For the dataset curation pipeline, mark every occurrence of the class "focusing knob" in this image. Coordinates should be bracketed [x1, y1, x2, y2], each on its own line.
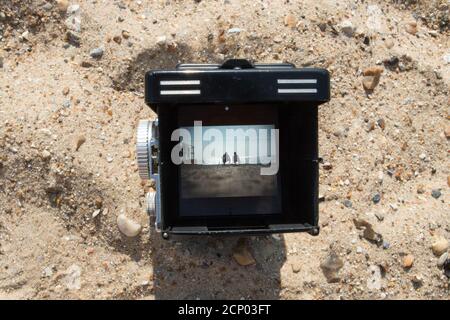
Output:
[136, 120, 152, 180]
[146, 191, 156, 216]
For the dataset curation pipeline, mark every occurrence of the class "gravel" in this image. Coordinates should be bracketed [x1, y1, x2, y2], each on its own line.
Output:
[89, 47, 104, 59]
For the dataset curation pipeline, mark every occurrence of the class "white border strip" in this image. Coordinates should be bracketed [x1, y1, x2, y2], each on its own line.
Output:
[277, 79, 317, 84]
[278, 88, 317, 94]
[160, 80, 200, 86]
[160, 90, 201, 95]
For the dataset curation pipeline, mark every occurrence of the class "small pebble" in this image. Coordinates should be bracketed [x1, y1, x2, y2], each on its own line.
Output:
[113, 35, 122, 44]
[445, 126, 450, 139]
[291, 263, 301, 273]
[65, 30, 81, 46]
[81, 61, 93, 68]
[416, 184, 425, 194]
[362, 76, 380, 91]
[272, 234, 281, 241]
[75, 135, 86, 151]
[322, 162, 333, 170]
[62, 87, 70, 95]
[443, 53, 450, 65]
[411, 274, 423, 287]
[42, 3, 53, 11]
[41, 150, 51, 161]
[377, 171, 384, 183]
[63, 264, 82, 290]
[363, 66, 384, 76]
[405, 21, 417, 35]
[384, 39, 394, 49]
[56, 0, 69, 13]
[372, 193, 381, 204]
[445, 260, 450, 278]
[92, 209, 101, 219]
[65, 5, 81, 32]
[94, 196, 103, 209]
[121, 30, 130, 39]
[389, 203, 398, 211]
[367, 265, 382, 290]
[227, 28, 241, 34]
[403, 254, 414, 269]
[232, 239, 256, 266]
[437, 252, 448, 268]
[432, 237, 448, 256]
[339, 20, 355, 37]
[156, 35, 167, 46]
[273, 36, 283, 43]
[343, 199, 352, 208]
[42, 266, 54, 278]
[19, 30, 29, 42]
[320, 250, 344, 283]
[431, 189, 441, 199]
[362, 67, 384, 91]
[117, 214, 142, 237]
[90, 47, 104, 59]
[284, 14, 297, 28]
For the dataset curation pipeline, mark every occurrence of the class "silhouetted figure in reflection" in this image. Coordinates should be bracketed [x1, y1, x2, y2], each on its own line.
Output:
[222, 152, 230, 165]
[233, 152, 239, 165]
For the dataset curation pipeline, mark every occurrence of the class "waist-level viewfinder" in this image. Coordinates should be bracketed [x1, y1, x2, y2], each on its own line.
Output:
[136, 59, 330, 239]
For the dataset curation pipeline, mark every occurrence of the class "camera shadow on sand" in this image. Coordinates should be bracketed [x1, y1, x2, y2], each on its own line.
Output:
[149, 232, 287, 300]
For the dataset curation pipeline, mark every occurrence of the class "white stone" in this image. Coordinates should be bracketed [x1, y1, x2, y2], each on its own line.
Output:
[377, 171, 384, 183]
[66, 4, 80, 16]
[227, 28, 242, 34]
[117, 214, 142, 237]
[92, 209, 101, 218]
[443, 53, 450, 64]
[367, 265, 382, 290]
[41, 150, 51, 160]
[339, 20, 355, 37]
[65, 5, 81, 33]
[432, 238, 449, 256]
[21, 30, 29, 41]
[156, 35, 167, 46]
[42, 266, 54, 278]
[63, 264, 81, 290]
[366, 5, 386, 34]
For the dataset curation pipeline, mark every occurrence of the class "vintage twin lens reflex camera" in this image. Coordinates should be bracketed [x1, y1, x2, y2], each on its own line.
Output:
[136, 59, 330, 239]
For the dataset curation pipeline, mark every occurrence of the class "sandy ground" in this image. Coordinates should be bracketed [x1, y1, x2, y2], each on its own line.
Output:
[0, 0, 449, 299]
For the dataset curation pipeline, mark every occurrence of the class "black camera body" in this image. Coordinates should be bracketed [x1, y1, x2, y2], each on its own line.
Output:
[137, 59, 330, 238]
